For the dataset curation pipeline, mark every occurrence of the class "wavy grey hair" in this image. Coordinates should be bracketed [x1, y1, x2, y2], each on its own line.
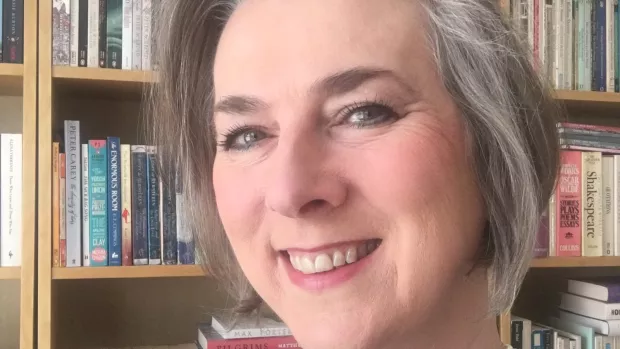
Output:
[146, 0, 561, 317]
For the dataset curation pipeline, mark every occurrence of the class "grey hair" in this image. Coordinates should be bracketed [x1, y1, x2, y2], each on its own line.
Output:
[146, 0, 560, 317]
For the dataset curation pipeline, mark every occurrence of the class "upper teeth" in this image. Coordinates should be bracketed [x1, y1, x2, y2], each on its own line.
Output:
[288, 240, 380, 274]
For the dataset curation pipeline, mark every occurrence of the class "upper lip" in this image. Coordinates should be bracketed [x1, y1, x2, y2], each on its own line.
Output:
[279, 238, 381, 253]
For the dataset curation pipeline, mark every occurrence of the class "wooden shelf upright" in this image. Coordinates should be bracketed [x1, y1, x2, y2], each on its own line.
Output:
[0, 0, 37, 347]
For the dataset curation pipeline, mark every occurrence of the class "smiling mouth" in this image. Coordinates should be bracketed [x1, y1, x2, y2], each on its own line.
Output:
[283, 239, 382, 275]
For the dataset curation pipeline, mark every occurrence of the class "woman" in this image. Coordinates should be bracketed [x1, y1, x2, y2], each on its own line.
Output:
[147, 0, 560, 348]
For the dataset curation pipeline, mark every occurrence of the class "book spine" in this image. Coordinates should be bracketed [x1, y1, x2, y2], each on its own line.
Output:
[565, 0, 574, 90]
[549, 191, 557, 256]
[98, 0, 107, 68]
[106, 0, 121, 68]
[131, 0, 141, 70]
[52, 0, 67, 65]
[141, 0, 151, 70]
[52, 142, 60, 267]
[87, 0, 99, 67]
[582, 151, 604, 256]
[3, 0, 23, 63]
[0, 0, 3, 61]
[131, 145, 148, 265]
[176, 170, 194, 264]
[82, 143, 90, 266]
[556, 150, 583, 256]
[70, 0, 79, 66]
[59, 153, 66, 266]
[89, 140, 108, 266]
[78, 0, 88, 66]
[613, 0, 620, 92]
[151, 0, 158, 70]
[107, 137, 122, 265]
[608, 0, 616, 91]
[603, 155, 615, 256]
[535, 209, 550, 257]
[586, 0, 594, 90]
[595, 0, 607, 90]
[0, 134, 22, 267]
[121, 144, 132, 265]
[122, 0, 132, 69]
[615, 155, 620, 256]
[202, 335, 300, 348]
[162, 170, 177, 264]
[64, 120, 81, 267]
[146, 146, 160, 264]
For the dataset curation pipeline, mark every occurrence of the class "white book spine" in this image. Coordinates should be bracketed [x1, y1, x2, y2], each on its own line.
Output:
[87, 0, 99, 67]
[121, 144, 131, 265]
[141, 0, 151, 70]
[615, 155, 620, 256]
[529, 0, 535, 52]
[560, 292, 620, 320]
[82, 144, 90, 266]
[565, 0, 573, 89]
[65, 121, 81, 267]
[607, 0, 615, 91]
[549, 190, 557, 256]
[603, 155, 615, 256]
[539, 0, 547, 69]
[122, 0, 133, 69]
[0, 134, 22, 267]
[582, 152, 604, 256]
[132, 0, 142, 70]
[70, 0, 79, 66]
[585, 0, 593, 90]
[554, 0, 564, 88]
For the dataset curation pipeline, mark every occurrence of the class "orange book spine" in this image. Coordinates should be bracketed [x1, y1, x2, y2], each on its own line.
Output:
[59, 152, 67, 267]
[555, 150, 583, 256]
[52, 142, 60, 267]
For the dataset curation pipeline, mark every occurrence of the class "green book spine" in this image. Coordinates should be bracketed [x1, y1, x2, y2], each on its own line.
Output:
[106, 0, 122, 68]
[89, 140, 108, 266]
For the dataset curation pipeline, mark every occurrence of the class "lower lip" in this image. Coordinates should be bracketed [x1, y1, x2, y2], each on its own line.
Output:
[282, 248, 377, 292]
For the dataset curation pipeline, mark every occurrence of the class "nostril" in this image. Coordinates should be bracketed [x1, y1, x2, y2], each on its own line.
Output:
[299, 199, 329, 215]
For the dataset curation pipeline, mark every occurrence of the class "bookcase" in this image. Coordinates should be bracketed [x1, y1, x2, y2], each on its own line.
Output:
[35, 1, 231, 348]
[0, 0, 38, 347]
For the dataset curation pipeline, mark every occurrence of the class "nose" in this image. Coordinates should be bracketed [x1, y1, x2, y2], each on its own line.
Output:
[265, 135, 347, 219]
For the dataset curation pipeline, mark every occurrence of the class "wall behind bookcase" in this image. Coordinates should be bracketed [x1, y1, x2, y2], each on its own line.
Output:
[0, 96, 25, 349]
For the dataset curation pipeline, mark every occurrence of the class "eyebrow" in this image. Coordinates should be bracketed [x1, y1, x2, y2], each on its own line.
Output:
[213, 67, 413, 116]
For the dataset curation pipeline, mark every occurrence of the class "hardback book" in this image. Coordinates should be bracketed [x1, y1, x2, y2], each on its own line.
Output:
[0, 134, 22, 267]
[211, 314, 292, 339]
[121, 144, 132, 266]
[554, 150, 582, 256]
[64, 120, 81, 267]
[558, 309, 620, 336]
[582, 151, 603, 256]
[559, 292, 620, 320]
[82, 144, 90, 266]
[568, 277, 620, 302]
[131, 145, 148, 265]
[107, 137, 122, 265]
[197, 325, 298, 349]
[89, 140, 108, 266]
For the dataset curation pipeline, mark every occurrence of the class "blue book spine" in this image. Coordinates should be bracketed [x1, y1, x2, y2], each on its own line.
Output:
[107, 137, 122, 266]
[146, 146, 161, 264]
[131, 145, 148, 265]
[532, 329, 544, 349]
[89, 140, 108, 266]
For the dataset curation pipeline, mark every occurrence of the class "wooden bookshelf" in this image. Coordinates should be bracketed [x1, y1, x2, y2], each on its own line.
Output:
[530, 256, 620, 268]
[0, 63, 24, 96]
[52, 265, 206, 280]
[52, 66, 156, 99]
[0, 267, 21, 280]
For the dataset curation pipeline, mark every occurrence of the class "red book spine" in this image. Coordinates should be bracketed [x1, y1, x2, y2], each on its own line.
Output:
[555, 150, 582, 256]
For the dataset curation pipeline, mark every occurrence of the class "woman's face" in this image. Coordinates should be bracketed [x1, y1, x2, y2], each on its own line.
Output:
[212, 0, 486, 347]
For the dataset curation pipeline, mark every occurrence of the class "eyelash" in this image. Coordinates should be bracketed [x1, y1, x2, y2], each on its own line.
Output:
[217, 98, 400, 152]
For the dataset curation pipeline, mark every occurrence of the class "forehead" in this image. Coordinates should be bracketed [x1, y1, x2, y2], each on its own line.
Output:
[213, 0, 432, 97]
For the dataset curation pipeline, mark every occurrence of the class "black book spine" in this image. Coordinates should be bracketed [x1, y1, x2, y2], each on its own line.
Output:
[131, 146, 148, 264]
[4, 0, 23, 63]
[78, 0, 88, 66]
[98, 0, 107, 67]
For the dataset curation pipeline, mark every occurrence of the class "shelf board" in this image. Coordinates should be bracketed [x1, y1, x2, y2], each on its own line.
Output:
[52, 265, 206, 280]
[0, 63, 23, 96]
[554, 90, 620, 103]
[0, 267, 20, 280]
[531, 256, 620, 268]
[52, 66, 156, 99]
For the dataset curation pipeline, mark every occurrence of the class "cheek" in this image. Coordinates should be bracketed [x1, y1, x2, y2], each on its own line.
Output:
[347, 116, 484, 267]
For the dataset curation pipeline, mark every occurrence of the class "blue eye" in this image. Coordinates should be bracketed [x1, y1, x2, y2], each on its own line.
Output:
[218, 125, 268, 152]
[342, 103, 398, 128]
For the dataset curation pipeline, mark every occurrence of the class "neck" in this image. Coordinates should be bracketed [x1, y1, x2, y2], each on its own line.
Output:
[385, 268, 504, 349]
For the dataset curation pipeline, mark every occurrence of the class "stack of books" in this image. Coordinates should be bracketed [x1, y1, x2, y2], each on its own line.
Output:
[512, 276, 620, 348]
[196, 314, 299, 349]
